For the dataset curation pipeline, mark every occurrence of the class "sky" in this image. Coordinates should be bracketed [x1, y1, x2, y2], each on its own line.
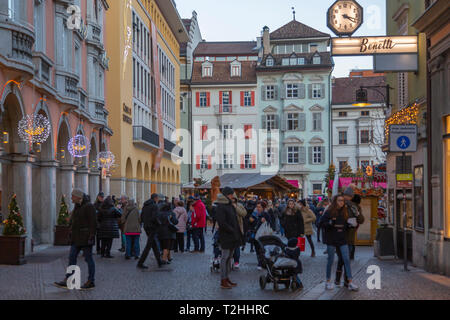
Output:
[175, 0, 386, 78]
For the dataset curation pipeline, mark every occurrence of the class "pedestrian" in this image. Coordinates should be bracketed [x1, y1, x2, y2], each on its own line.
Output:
[214, 187, 242, 289]
[232, 196, 246, 269]
[280, 199, 305, 240]
[266, 200, 277, 231]
[97, 196, 122, 258]
[54, 188, 97, 289]
[157, 202, 178, 264]
[315, 198, 329, 243]
[321, 194, 359, 291]
[121, 199, 141, 260]
[191, 194, 206, 253]
[137, 193, 163, 269]
[117, 195, 128, 253]
[298, 199, 317, 257]
[273, 200, 282, 234]
[185, 199, 194, 252]
[173, 200, 188, 253]
[252, 200, 272, 270]
[346, 192, 364, 260]
[93, 192, 104, 255]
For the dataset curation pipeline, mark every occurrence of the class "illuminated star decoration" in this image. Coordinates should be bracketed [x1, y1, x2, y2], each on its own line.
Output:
[122, 0, 133, 79]
[18, 113, 51, 144]
[68, 134, 90, 158]
[96, 151, 115, 170]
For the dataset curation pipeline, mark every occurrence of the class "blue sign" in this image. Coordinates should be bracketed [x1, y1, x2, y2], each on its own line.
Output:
[397, 136, 411, 150]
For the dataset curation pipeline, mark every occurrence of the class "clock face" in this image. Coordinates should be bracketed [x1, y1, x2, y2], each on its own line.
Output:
[327, 0, 363, 36]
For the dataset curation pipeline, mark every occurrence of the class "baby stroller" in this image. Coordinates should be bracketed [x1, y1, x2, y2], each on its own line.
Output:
[256, 235, 302, 292]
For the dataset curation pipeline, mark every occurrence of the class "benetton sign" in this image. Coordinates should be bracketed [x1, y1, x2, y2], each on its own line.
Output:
[331, 36, 418, 56]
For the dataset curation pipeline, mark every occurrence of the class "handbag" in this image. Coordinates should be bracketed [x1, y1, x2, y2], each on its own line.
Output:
[168, 215, 179, 233]
[297, 237, 306, 252]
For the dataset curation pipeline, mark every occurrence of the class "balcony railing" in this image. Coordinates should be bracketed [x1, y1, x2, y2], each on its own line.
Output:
[164, 139, 183, 157]
[133, 126, 159, 149]
[12, 30, 33, 63]
[65, 75, 78, 99]
[214, 104, 236, 115]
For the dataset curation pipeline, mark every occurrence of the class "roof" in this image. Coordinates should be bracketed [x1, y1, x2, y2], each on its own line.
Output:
[194, 41, 258, 56]
[182, 19, 192, 33]
[191, 61, 257, 85]
[257, 52, 333, 70]
[332, 76, 387, 105]
[198, 173, 297, 191]
[270, 20, 330, 40]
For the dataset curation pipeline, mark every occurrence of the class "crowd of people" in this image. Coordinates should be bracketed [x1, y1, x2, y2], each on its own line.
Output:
[54, 185, 364, 293]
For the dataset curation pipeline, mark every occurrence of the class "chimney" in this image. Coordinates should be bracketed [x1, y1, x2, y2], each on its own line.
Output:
[262, 26, 270, 55]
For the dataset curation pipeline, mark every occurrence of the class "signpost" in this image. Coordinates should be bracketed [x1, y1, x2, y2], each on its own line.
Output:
[331, 36, 418, 56]
[389, 124, 417, 271]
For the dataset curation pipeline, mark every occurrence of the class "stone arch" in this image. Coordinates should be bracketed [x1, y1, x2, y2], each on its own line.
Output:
[125, 157, 134, 198]
[56, 116, 73, 165]
[88, 133, 98, 171]
[0, 89, 26, 154]
[34, 100, 54, 161]
[144, 162, 150, 181]
[125, 158, 133, 179]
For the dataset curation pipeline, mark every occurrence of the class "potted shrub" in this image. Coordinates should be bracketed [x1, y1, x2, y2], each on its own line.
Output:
[54, 195, 71, 246]
[0, 194, 27, 265]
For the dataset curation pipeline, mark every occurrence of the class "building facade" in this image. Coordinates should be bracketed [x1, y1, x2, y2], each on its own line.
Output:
[180, 11, 202, 185]
[105, 0, 188, 206]
[412, 0, 450, 276]
[256, 21, 333, 197]
[332, 75, 387, 172]
[191, 42, 260, 182]
[0, 0, 111, 253]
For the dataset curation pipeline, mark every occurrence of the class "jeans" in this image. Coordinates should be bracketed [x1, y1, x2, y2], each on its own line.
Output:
[306, 235, 315, 254]
[233, 246, 240, 263]
[175, 232, 184, 252]
[186, 230, 193, 251]
[349, 244, 356, 260]
[125, 235, 140, 258]
[67, 245, 95, 282]
[220, 247, 235, 280]
[101, 238, 113, 256]
[336, 245, 350, 284]
[138, 232, 161, 266]
[326, 245, 352, 281]
[192, 227, 205, 251]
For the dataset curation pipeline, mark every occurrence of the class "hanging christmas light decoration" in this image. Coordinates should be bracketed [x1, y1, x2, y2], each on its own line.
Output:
[68, 134, 90, 158]
[17, 114, 51, 143]
[97, 151, 115, 170]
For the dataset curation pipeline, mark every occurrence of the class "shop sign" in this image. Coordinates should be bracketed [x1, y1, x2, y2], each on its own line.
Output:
[396, 174, 413, 181]
[397, 180, 412, 189]
[331, 36, 418, 56]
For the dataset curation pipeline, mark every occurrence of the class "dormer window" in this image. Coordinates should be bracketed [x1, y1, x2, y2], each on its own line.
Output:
[282, 58, 289, 66]
[289, 54, 297, 65]
[266, 57, 274, 66]
[230, 60, 241, 77]
[313, 53, 321, 65]
[298, 58, 305, 65]
[202, 61, 213, 77]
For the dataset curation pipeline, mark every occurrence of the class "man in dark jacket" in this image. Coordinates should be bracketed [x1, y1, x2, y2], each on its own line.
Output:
[55, 188, 97, 290]
[94, 192, 104, 254]
[137, 193, 163, 269]
[214, 187, 242, 289]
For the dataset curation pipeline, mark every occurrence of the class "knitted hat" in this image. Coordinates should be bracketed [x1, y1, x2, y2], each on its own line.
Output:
[343, 186, 354, 197]
[72, 188, 84, 199]
[222, 186, 234, 197]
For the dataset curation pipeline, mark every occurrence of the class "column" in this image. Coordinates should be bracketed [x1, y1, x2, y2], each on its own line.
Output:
[88, 169, 100, 202]
[125, 178, 136, 199]
[75, 167, 90, 194]
[144, 180, 151, 201]
[59, 165, 76, 211]
[136, 179, 144, 207]
[110, 177, 126, 197]
[39, 161, 58, 245]
[103, 173, 111, 196]
[12, 155, 35, 255]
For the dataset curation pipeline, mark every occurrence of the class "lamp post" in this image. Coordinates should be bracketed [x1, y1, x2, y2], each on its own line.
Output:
[353, 84, 392, 109]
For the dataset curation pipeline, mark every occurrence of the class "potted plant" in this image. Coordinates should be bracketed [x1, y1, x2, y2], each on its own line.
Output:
[0, 194, 27, 265]
[54, 195, 71, 246]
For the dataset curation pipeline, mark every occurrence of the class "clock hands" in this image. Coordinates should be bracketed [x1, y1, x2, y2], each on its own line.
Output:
[342, 14, 357, 23]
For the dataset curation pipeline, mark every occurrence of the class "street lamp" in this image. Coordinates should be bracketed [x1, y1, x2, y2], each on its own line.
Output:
[353, 85, 393, 109]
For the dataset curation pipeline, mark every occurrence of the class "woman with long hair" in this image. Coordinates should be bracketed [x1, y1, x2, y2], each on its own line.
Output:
[320, 195, 358, 291]
[97, 196, 122, 258]
[298, 199, 316, 257]
[280, 199, 304, 240]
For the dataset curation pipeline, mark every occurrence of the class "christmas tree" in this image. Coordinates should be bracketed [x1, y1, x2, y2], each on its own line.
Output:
[340, 162, 354, 177]
[57, 195, 70, 226]
[3, 194, 26, 236]
[324, 163, 336, 187]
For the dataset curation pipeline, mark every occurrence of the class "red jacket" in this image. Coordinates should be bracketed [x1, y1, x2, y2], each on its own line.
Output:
[192, 200, 206, 228]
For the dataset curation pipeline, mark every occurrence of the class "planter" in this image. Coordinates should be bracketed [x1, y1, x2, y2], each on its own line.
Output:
[0, 235, 26, 265]
[374, 226, 395, 258]
[54, 225, 71, 246]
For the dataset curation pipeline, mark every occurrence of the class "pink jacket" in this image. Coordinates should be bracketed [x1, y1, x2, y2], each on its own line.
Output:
[192, 200, 206, 228]
[173, 206, 188, 233]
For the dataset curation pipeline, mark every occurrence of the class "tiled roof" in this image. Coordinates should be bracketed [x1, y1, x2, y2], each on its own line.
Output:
[180, 19, 192, 56]
[194, 41, 258, 56]
[182, 19, 191, 33]
[332, 76, 387, 105]
[191, 61, 257, 85]
[270, 20, 330, 40]
[257, 52, 333, 70]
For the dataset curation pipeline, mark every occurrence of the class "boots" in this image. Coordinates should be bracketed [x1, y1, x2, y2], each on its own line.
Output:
[226, 278, 237, 287]
[221, 279, 232, 289]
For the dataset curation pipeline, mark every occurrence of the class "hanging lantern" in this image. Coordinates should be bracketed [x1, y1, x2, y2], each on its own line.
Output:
[68, 134, 90, 158]
[97, 151, 115, 170]
[18, 114, 51, 144]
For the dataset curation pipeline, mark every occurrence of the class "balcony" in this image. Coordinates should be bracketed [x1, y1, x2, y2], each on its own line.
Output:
[65, 75, 78, 99]
[214, 104, 237, 115]
[164, 138, 183, 157]
[133, 126, 160, 150]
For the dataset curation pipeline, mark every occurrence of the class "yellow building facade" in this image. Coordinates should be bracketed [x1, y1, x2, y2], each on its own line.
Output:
[105, 0, 188, 207]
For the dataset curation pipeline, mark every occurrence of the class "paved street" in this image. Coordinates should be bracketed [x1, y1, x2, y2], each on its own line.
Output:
[0, 230, 449, 300]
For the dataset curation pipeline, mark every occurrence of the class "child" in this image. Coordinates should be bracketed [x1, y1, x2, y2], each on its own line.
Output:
[285, 238, 304, 289]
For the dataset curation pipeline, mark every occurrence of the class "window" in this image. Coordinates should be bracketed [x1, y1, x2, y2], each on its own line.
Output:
[287, 113, 299, 131]
[221, 91, 230, 105]
[360, 130, 370, 144]
[244, 154, 253, 169]
[220, 125, 233, 140]
[265, 85, 275, 100]
[361, 111, 370, 116]
[243, 92, 252, 106]
[290, 56, 297, 65]
[265, 147, 274, 164]
[231, 64, 241, 77]
[222, 154, 234, 169]
[313, 113, 322, 131]
[282, 58, 289, 66]
[266, 114, 276, 131]
[266, 58, 274, 66]
[198, 92, 208, 107]
[312, 84, 322, 98]
[339, 131, 347, 145]
[200, 155, 209, 169]
[313, 56, 321, 64]
[286, 84, 299, 98]
[297, 58, 305, 65]
[313, 183, 323, 194]
[202, 66, 212, 77]
[313, 146, 322, 164]
[338, 111, 347, 117]
[288, 147, 299, 164]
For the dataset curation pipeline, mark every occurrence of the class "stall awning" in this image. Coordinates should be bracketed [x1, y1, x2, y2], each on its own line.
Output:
[287, 180, 299, 189]
[198, 173, 296, 191]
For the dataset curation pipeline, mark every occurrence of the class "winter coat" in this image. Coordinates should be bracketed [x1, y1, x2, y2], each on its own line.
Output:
[267, 208, 277, 230]
[157, 210, 179, 240]
[192, 200, 206, 228]
[281, 209, 304, 240]
[140, 199, 160, 234]
[321, 207, 350, 246]
[234, 202, 247, 235]
[301, 207, 316, 236]
[173, 206, 188, 233]
[121, 202, 141, 235]
[69, 198, 97, 247]
[346, 201, 365, 245]
[214, 194, 242, 250]
[97, 206, 122, 239]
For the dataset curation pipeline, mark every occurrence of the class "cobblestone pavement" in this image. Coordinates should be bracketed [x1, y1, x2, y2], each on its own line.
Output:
[0, 230, 449, 300]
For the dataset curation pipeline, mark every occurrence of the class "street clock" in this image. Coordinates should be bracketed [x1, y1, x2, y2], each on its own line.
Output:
[327, 0, 363, 37]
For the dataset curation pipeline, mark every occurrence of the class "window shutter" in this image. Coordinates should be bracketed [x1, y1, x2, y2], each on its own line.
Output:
[299, 113, 306, 131]
[196, 92, 200, 107]
[274, 114, 279, 129]
[206, 92, 210, 106]
[299, 84, 305, 99]
[281, 114, 286, 131]
[245, 125, 252, 139]
[321, 84, 325, 99]
[308, 84, 313, 99]
[219, 91, 223, 105]
[251, 154, 256, 169]
[262, 115, 267, 129]
[240, 155, 245, 169]
[207, 155, 212, 170]
[282, 147, 288, 164]
[321, 147, 326, 165]
[251, 91, 255, 106]
[274, 85, 278, 100]
[201, 125, 208, 140]
[299, 147, 306, 164]
[308, 147, 313, 164]
[196, 155, 201, 170]
[240, 91, 244, 106]
[229, 91, 232, 104]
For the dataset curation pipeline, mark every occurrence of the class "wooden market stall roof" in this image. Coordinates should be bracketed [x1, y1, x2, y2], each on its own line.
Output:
[198, 173, 297, 191]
